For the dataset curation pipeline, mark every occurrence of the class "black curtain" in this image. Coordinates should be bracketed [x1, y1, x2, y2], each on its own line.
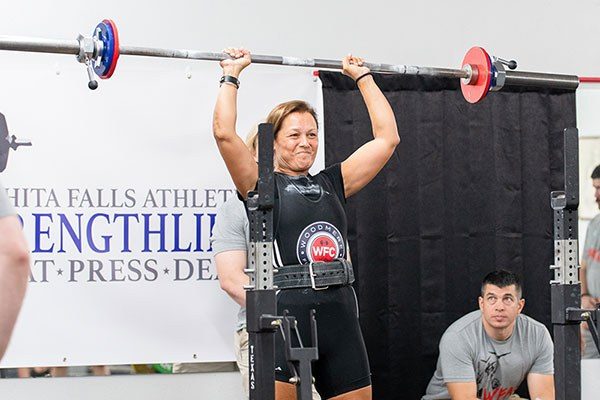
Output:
[320, 71, 576, 399]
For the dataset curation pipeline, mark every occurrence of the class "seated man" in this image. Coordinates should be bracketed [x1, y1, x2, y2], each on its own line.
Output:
[422, 270, 554, 400]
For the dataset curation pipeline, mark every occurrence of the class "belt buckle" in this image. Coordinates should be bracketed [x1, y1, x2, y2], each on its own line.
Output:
[308, 262, 328, 291]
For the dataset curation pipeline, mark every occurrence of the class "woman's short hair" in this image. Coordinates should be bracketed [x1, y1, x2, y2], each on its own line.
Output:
[265, 100, 318, 137]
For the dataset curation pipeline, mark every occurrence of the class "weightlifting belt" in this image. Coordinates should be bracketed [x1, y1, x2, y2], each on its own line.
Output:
[273, 259, 354, 290]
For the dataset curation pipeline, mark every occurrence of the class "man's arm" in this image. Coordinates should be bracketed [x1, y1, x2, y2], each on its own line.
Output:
[215, 250, 248, 307]
[581, 258, 590, 299]
[446, 382, 479, 400]
[527, 373, 555, 400]
[580, 259, 598, 309]
[581, 220, 600, 308]
[527, 325, 555, 400]
[0, 215, 29, 359]
[437, 330, 479, 400]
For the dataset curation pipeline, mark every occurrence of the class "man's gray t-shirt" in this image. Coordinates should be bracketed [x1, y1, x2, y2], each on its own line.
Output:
[583, 214, 600, 298]
[582, 214, 600, 358]
[0, 181, 15, 217]
[422, 310, 553, 400]
[211, 196, 249, 331]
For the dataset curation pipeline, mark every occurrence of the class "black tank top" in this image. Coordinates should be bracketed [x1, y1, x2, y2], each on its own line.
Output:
[273, 163, 347, 267]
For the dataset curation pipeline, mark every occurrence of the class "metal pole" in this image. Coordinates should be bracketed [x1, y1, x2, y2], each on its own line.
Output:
[247, 123, 277, 400]
[0, 35, 580, 90]
[550, 127, 581, 400]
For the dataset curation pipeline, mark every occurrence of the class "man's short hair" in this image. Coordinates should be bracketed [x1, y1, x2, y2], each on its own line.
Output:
[591, 164, 600, 180]
[481, 270, 522, 298]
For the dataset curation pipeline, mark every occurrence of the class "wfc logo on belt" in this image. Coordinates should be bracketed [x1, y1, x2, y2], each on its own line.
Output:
[296, 221, 345, 264]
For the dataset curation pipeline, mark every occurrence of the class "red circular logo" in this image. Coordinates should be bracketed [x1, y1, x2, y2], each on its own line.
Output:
[296, 221, 345, 263]
[310, 235, 338, 262]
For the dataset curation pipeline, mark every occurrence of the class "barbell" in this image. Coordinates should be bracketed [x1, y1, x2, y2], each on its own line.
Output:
[0, 19, 579, 103]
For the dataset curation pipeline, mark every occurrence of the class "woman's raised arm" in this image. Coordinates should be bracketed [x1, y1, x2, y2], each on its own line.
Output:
[340, 54, 400, 198]
[212, 47, 258, 198]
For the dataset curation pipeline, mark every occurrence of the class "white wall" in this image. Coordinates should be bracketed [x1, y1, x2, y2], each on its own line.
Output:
[2, 0, 600, 75]
[1, 0, 600, 398]
[576, 85, 600, 259]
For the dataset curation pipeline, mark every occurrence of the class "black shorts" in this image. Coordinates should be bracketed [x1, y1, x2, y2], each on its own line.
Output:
[274, 285, 371, 398]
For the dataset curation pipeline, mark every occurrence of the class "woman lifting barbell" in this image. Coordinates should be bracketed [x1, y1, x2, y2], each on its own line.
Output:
[212, 47, 399, 400]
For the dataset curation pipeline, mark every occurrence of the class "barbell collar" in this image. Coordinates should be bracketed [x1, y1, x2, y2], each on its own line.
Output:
[490, 61, 506, 92]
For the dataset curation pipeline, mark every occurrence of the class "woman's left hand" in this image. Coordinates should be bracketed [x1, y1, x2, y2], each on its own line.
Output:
[342, 54, 370, 81]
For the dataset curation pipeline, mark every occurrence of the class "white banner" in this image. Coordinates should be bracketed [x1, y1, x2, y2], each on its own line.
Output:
[0, 53, 323, 367]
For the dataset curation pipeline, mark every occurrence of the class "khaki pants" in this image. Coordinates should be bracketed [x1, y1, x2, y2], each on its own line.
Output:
[235, 328, 321, 399]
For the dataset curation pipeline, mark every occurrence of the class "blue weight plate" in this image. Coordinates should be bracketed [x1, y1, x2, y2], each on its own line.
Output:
[92, 20, 116, 78]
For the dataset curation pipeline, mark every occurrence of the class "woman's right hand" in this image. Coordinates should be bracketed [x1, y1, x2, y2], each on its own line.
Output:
[342, 54, 370, 81]
[220, 47, 251, 77]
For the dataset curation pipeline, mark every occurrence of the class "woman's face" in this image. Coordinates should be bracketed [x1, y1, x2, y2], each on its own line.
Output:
[274, 112, 318, 175]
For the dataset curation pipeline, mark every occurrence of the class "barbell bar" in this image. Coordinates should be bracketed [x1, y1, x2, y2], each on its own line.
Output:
[0, 19, 580, 103]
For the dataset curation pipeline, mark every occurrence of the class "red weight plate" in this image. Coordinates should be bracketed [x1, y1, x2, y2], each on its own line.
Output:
[102, 19, 120, 79]
[460, 47, 492, 104]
